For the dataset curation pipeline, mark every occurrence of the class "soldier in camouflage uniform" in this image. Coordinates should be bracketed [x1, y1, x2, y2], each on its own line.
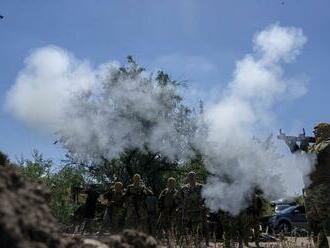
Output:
[158, 177, 178, 236]
[285, 122, 330, 248]
[103, 181, 125, 233]
[220, 211, 239, 248]
[239, 188, 264, 248]
[125, 174, 153, 233]
[177, 171, 209, 245]
[221, 189, 264, 248]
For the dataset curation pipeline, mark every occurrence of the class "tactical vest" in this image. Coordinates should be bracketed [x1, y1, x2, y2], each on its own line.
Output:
[308, 139, 330, 187]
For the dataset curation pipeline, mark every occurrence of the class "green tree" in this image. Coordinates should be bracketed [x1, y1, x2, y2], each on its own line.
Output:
[59, 57, 199, 194]
[18, 150, 52, 181]
[17, 151, 86, 224]
[48, 165, 85, 224]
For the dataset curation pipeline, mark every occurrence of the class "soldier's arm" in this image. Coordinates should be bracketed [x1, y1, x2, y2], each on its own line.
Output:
[147, 187, 153, 196]
[158, 190, 165, 210]
[318, 142, 330, 164]
[123, 187, 130, 202]
[284, 139, 301, 153]
[103, 191, 112, 205]
[142, 186, 153, 196]
[175, 187, 184, 209]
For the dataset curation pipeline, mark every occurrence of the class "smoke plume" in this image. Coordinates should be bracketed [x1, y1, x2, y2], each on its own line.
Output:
[6, 48, 194, 161]
[6, 46, 96, 130]
[6, 24, 314, 215]
[200, 24, 312, 215]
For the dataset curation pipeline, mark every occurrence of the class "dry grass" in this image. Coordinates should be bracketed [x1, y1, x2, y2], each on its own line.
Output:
[157, 233, 316, 248]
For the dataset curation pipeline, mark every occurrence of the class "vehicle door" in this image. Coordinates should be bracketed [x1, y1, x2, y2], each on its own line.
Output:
[290, 206, 307, 228]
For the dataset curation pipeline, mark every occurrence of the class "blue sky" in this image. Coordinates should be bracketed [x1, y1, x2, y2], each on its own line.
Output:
[0, 0, 329, 162]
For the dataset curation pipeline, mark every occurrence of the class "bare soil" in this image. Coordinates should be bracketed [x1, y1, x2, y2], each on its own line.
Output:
[0, 164, 159, 248]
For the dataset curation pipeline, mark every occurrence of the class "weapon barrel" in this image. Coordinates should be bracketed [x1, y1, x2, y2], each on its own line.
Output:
[297, 136, 316, 143]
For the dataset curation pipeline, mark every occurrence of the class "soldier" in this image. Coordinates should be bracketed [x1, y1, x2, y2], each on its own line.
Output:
[177, 171, 208, 245]
[158, 177, 178, 236]
[285, 122, 330, 248]
[146, 192, 158, 236]
[125, 174, 153, 233]
[80, 184, 100, 233]
[239, 188, 264, 248]
[220, 211, 237, 248]
[103, 181, 125, 233]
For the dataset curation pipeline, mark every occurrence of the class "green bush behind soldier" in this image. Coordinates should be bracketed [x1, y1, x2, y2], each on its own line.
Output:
[158, 177, 178, 235]
[125, 174, 153, 233]
[103, 181, 125, 233]
[176, 171, 209, 244]
[285, 122, 330, 248]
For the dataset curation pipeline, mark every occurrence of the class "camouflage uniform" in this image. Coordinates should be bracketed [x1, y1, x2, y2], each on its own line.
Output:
[304, 123, 330, 248]
[103, 186, 125, 233]
[220, 211, 239, 248]
[240, 192, 264, 248]
[125, 182, 153, 233]
[289, 123, 330, 248]
[158, 186, 178, 232]
[177, 180, 208, 242]
[80, 186, 100, 233]
[146, 194, 158, 236]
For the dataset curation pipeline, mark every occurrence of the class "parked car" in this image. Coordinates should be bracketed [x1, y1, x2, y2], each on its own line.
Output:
[268, 205, 307, 233]
[274, 204, 292, 213]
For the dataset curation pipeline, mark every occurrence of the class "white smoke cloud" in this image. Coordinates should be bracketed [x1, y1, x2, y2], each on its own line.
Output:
[5, 23, 314, 215]
[200, 24, 312, 215]
[5, 46, 97, 130]
[6, 46, 194, 161]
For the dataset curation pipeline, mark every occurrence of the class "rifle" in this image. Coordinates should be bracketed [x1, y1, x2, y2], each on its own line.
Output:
[277, 128, 315, 144]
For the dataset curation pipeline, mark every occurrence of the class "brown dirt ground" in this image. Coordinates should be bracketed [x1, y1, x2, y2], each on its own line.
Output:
[0, 164, 160, 248]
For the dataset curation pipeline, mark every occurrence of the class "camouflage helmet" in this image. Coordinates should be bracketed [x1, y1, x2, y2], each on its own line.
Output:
[186, 171, 197, 184]
[313, 122, 330, 143]
[114, 181, 123, 191]
[187, 171, 196, 178]
[133, 174, 141, 185]
[167, 177, 176, 184]
[166, 177, 175, 187]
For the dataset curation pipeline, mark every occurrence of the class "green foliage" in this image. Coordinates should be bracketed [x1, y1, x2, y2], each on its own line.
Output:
[60, 57, 199, 195]
[18, 150, 52, 181]
[47, 166, 85, 224]
[85, 148, 180, 196]
[17, 151, 85, 224]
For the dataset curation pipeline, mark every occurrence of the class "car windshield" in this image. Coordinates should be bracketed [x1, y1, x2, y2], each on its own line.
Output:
[275, 205, 290, 212]
[279, 206, 296, 214]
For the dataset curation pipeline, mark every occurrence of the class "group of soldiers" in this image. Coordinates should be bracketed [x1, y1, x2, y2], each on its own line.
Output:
[77, 122, 330, 248]
[79, 171, 264, 248]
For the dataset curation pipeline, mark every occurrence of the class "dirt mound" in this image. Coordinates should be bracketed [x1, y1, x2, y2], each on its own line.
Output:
[0, 164, 160, 248]
[0, 164, 74, 248]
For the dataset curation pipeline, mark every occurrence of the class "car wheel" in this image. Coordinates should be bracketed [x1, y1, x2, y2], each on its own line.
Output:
[278, 221, 291, 234]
